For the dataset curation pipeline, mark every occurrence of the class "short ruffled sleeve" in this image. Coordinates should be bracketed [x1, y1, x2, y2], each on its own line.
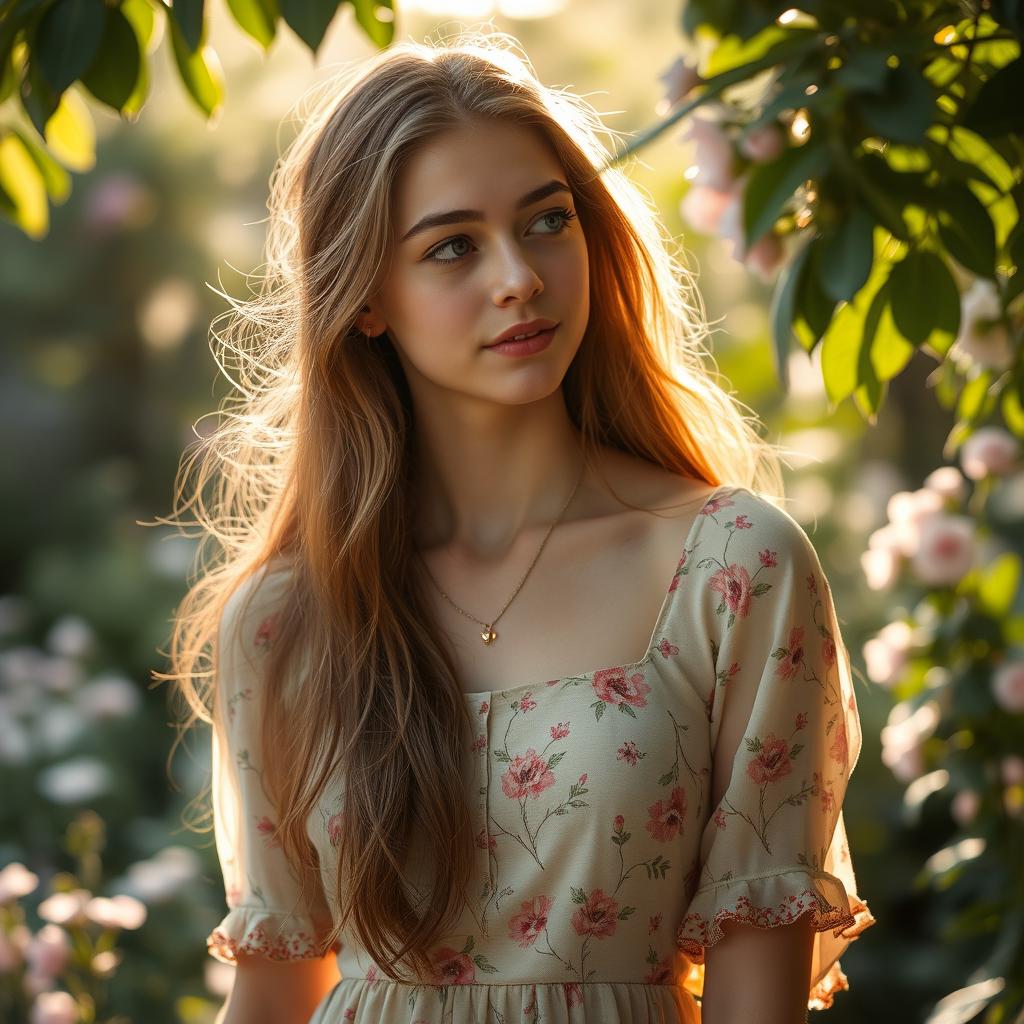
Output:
[676, 487, 875, 1010]
[206, 565, 340, 966]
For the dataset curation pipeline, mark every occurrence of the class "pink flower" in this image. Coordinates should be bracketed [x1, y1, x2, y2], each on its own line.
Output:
[616, 740, 643, 766]
[470, 734, 486, 753]
[683, 114, 736, 191]
[759, 548, 778, 568]
[656, 637, 680, 658]
[327, 811, 344, 847]
[993, 659, 1024, 713]
[648, 911, 662, 934]
[644, 786, 687, 842]
[29, 990, 78, 1024]
[680, 183, 735, 234]
[475, 826, 496, 852]
[713, 808, 727, 829]
[254, 612, 280, 648]
[739, 122, 786, 163]
[36, 890, 90, 928]
[746, 735, 792, 785]
[550, 722, 570, 740]
[570, 889, 619, 939]
[479, 701, 489, 715]
[84, 895, 146, 931]
[1001, 755, 1024, 785]
[733, 514, 753, 530]
[501, 749, 556, 801]
[517, 693, 536, 713]
[961, 426, 1019, 479]
[0, 862, 39, 903]
[708, 564, 754, 619]
[613, 815, 624, 832]
[658, 54, 702, 107]
[951, 789, 980, 826]
[430, 948, 476, 985]
[830, 721, 849, 767]
[911, 514, 976, 586]
[701, 495, 735, 517]
[254, 816, 280, 848]
[775, 625, 806, 680]
[668, 552, 687, 593]
[507, 894, 553, 948]
[821, 635, 837, 668]
[563, 982, 584, 1008]
[923, 465, 968, 504]
[578, 773, 588, 786]
[863, 620, 913, 688]
[644, 954, 674, 984]
[25, 925, 70, 977]
[591, 667, 652, 709]
[745, 234, 785, 282]
[795, 712, 808, 731]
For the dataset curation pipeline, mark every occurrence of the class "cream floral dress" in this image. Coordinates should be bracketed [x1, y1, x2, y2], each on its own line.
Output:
[206, 484, 876, 1022]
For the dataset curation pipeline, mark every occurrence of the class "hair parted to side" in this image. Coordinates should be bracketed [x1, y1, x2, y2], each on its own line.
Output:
[152, 27, 794, 982]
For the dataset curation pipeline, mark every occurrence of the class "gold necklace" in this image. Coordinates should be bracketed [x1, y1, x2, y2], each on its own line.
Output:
[416, 456, 587, 646]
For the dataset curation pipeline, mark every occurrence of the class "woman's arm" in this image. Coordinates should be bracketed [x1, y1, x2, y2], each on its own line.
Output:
[214, 952, 341, 1024]
[700, 913, 816, 1024]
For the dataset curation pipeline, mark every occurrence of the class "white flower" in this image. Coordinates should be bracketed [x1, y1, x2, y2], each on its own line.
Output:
[74, 674, 141, 722]
[948, 278, 1014, 372]
[861, 541, 901, 590]
[25, 924, 71, 978]
[683, 114, 736, 191]
[45, 617, 95, 661]
[85, 894, 146, 931]
[0, 646, 44, 688]
[738, 122, 785, 163]
[658, 54, 702, 108]
[111, 845, 201, 903]
[923, 465, 968, 505]
[880, 699, 940, 783]
[37, 657, 83, 695]
[992, 659, 1024, 713]
[29, 989, 79, 1024]
[0, 861, 39, 902]
[863, 619, 914, 687]
[910, 514, 976, 586]
[34, 706, 87, 758]
[960, 426, 1020, 480]
[37, 889, 91, 927]
[951, 789, 980, 826]
[0, 716, 32, 766]
[38, 758, 112, 805]
[886, 488, 946, 540]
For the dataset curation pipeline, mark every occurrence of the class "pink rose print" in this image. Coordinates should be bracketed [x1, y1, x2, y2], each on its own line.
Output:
[254, 815, 280, 848]
[366, 965, 378, 983]
[343, 1009, 355, 1021]
[648, 911, 662, 934]
[327, 811, 344, 847]
[830, 720, 849, 766]
[733, 514, 753, 530]
[644, 953, 673, 984]
[430, 948, 476, 985]
[501, 748, 556, 800]
[591, 666, 652, 720]
[713, 808, 727, 829]
[656, 637, 680, 659]
[668, 550, 688, 593]
[475, 825, 496, 852]
[774, 624, 806, 679]
[814, 770, 836, 817]
[644, 786, 687, 842]
[795, 711, 808, 731]
[613, 814, 624, 833]
[507, 894, 554, 948]
[470, 733, 486, 754]
[517, 693, 537, 713]
[551, 721, 570, 740]
[479, 701, 489, 715]
[564, 982, 584, 1009]
[570, 888, 620, 939]
[254, 612, 280, 648]
[226, 882, 242, 907]
[822, 634, 837, 668]
[617, 739, 645, 766]
[701, 495, 735, 517]
[760, 547, 778, 568]
[578, 773, 588, 786]
[807, 571, 818, 595]
[708, 563, 754, 619]
[746, 734, 793, 785]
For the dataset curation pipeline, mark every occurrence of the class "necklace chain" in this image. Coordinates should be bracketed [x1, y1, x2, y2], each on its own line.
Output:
[416, 455, 587, 646]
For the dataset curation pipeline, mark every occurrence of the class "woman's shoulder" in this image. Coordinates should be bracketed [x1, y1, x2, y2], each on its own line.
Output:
[219, 557, 296, 655]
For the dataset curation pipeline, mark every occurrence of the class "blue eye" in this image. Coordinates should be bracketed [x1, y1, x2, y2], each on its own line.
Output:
[424, 207, 578, 266]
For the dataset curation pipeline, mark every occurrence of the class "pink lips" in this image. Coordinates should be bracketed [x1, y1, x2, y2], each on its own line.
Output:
[484, 326, 556, 356]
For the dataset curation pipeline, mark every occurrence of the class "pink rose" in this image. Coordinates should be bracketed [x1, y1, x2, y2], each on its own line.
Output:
[993, 660, 1024, 714]
[25, 925, 70, 978]
[960, 426, 1019, 480]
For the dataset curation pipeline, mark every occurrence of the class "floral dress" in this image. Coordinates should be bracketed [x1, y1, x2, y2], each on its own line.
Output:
[206, 484, 876, 1022]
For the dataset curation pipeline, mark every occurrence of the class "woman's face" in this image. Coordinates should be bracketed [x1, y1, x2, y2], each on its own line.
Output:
[366, 119, 590, 406]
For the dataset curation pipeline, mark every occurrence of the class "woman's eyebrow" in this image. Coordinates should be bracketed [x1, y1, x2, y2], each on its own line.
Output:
[399, 179, 572, 244]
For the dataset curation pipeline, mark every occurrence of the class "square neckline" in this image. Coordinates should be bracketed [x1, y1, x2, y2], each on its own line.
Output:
[461, 482, 736, 701]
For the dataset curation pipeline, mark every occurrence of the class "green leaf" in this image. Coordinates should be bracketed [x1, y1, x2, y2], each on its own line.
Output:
[350, 0, 392, 48]
[170, 0, 205, 51]
[743, 140, 828, 246]
[168, 15, 222, 116]
[19, 55, 61, 137]
[853, 154, 910, 241]
[962, 55, 1024, 138]
[0, 130, 49, 236]
[819, 205, 874, 302]
[834, 46, 891, 94]
[768, 236, 813, 389]
[929, 184, 998, 278]
[957, 369, 992, 424]
[860, 65, 937, 144]
[33, 0, 106, 93]
[10, 125, 69, 201]
[226, 0, 277, 50]
[978, 552, 1021, 617]
[793, 239, 837, 349]
[888, 250, 960, 346]
[79, 7, 142, 111]
[279, 0, 341, 53]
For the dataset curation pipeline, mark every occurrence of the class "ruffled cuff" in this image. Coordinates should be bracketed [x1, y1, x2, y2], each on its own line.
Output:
[206, 904, 341, 966]
[676, 866, 876, 1010]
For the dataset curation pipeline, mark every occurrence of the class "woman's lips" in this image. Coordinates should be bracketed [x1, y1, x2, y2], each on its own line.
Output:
[484, 326, 557, 356]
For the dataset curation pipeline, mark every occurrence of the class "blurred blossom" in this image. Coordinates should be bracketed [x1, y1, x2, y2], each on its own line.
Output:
[38, 758, 113, 805]
[205, 957, 235, 997]
[37, 889, 91, 927]
[85, 894, 147, 931]
[0, 715, 32, 765]
[112, 846, 201, 902]
[90, 949, 121, 978]
[0, 595, 31, 636]
[679, 182, 736, 235]
[861, 542, 900, 591]
[138, 278, 198, 353]
[992, 659, 1024, 714]
[948, 278, 1014, 372]
[682, 113, 736, 191]
[657, 54, 702, 111]
[73, 674, 141, 722]
[886, 488, 945, 538]
[1005, 786, 1024, 818]
[34, 705, 88, 757]
[863, 619, 913, 687]
[742, 233, 785, 282]
[923, 465, 969, 505]
[25, 925, 71, 978]
[738, 122, 785, 163]
[82, 172, 156, 235]
[38, 656, 83, 695]
[910, 514, 976, 586]
[1, 645, 45, 688]
[29, 989, 79, 1024]
[0, 861, 40, 902]
[0, 923, 30, 972]
[46, 616, 95, 661]
[881, 699, 940, 783]
[951, 789, 980, 827]
[1001, 755, 1024, 786]
[146, 534, 198, 580]
[960, 426, 1020, 480]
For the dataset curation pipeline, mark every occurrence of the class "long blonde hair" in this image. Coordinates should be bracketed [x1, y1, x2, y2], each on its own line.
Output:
[154, 29, 789, 982]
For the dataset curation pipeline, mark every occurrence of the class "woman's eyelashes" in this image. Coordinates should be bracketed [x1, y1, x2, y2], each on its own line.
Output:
[423, 207, 578, 265]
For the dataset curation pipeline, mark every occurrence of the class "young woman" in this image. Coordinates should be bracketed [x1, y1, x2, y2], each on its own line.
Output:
[164, 30, 875, 1024]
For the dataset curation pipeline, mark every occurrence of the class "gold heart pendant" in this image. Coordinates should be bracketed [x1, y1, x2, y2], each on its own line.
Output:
[480, 626, 497, 645]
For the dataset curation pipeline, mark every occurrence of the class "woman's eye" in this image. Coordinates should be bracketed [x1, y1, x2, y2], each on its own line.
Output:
[425, 207, 577, 265]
